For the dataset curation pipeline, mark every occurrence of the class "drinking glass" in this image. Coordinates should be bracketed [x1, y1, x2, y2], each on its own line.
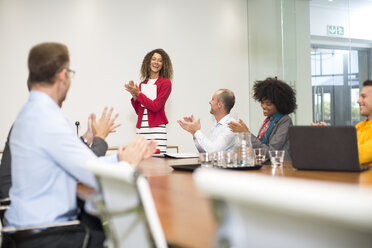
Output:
[225, 151, 236, 168]
[254, 148, 267, 166]
[269, 150, 285, 167]
[211, 152, 218, 167]
[199, 153, 212, 168]
[217, 151, 227, 168]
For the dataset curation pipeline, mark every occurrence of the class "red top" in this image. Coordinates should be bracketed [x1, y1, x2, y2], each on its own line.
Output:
[131, 76, 172, 129]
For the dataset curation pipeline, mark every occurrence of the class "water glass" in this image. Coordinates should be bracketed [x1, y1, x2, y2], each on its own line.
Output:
[211, 152, 218, 167]
[254, 148, 267, 165]
[269, 150, 285, 167]
[216, 151, 226, 168]
[199, 153, 213, 168]
[225, 151, 236, 168]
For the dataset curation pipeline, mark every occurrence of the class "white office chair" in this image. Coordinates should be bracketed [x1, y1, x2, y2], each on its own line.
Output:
[0, 197, 10, 243]
[85, 160, 167, 248]
[194, 168, 372, 248]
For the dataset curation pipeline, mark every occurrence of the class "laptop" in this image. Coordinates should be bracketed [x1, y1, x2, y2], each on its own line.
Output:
[289, 126, 370, 172]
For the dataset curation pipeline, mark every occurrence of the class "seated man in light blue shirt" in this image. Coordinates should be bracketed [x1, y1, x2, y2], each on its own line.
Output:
[2, 42, 156, 248]
[178, 89, 236, 153]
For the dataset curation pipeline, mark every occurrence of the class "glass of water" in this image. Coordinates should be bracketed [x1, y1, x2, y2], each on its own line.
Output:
[254, 148, 267, 166]
[216, 151, 226, 168]
[199, 153, 212, 168]
[211, 152, 218, 167]
[269, 150, 285, 167]
[225, 151, 236, 168]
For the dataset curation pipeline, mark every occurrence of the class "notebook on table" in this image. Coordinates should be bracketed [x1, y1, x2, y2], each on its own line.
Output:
[152, 153, 199, 158]
[289, 126, 370, 172]
[164, 153, 199, 158]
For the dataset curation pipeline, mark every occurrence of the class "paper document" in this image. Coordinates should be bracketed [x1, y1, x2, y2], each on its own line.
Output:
[141, 84, 157, 107]
[164, 153, 199, 159]
[141, 84, 157, 100]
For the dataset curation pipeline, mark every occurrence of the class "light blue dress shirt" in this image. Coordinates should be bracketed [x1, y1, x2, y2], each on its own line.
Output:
[4, 91, 128, 227]
[193, 114, 236, 153]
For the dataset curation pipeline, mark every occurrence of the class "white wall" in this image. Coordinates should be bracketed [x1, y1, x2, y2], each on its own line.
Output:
[0, 0, 249, 152]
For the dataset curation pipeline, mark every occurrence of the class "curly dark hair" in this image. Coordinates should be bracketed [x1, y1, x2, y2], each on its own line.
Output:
[140, 48, 173, 81]
[253, 77, 297, 115]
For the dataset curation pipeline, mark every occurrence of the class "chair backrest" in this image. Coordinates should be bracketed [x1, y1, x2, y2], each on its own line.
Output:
[193, 168, 372, 248]
[0, 197, 10, 229]
[0, 198, 6, 239]
[85, 160, 167, 248]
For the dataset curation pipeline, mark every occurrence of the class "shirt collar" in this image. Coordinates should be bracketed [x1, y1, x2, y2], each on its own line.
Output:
[29, 90, 60, 110]
[216, 114, 233, 126]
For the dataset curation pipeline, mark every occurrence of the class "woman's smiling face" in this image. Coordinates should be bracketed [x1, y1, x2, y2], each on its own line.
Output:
[261, 99, 278, 117]
[150, 53, 163, 75]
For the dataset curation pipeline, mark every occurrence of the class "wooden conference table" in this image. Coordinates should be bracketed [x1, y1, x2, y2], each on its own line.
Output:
[133, 157, 372, 248]
[79, 157, 372, 248]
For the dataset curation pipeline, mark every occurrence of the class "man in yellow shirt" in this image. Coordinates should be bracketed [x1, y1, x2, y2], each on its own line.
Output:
[356, 80, 372, 165]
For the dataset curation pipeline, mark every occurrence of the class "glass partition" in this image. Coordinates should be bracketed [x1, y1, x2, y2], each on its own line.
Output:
[310, 0, 372, 126]
[280, 0, 298, 123]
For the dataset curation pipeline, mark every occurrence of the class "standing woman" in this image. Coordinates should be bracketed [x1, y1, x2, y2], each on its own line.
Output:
[228, 77, 297, 160]
[125, 49, 173, 154]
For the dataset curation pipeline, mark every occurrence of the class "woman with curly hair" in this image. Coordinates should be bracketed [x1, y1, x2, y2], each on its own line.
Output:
[125, 49, 173, 154]
[228, 77, 297, 160]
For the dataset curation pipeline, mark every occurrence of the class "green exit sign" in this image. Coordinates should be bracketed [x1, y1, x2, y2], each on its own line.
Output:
[327, 25, 344, 36]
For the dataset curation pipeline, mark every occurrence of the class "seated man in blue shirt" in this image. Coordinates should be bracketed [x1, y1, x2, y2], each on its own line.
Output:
[2, 42, 156, 248]
[0, 107, 116, 204]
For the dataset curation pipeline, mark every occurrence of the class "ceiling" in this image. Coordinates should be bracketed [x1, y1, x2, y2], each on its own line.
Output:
[310, 0, 372, 10]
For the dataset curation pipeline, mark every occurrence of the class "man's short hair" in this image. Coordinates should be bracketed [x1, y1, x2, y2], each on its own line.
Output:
[217, 89, 235, 113]
[363, 80, 372, 87]
[27, 42, 69, 90]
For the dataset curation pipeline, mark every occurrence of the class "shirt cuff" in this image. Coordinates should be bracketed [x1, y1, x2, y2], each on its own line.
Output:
[100, 154, 118, 163]
[194, 130, 202, 139]
[118, 161, 135, 171]
[99, 156, 135, 170]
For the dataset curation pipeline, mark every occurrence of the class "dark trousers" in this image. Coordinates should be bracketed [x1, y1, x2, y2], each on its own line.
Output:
[2, 224, 97, 248]
[1, 200, 105, 248]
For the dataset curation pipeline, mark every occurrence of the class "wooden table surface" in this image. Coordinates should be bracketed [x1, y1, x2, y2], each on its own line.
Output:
[78, 158, 372, 248]
[136, 157, 372, 248]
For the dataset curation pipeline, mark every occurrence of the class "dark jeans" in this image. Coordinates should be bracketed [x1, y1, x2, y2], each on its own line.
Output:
[1, 200, 105, 248]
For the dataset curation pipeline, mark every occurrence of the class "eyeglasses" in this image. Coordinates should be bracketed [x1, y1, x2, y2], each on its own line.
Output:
[67, 68, 76, 78]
